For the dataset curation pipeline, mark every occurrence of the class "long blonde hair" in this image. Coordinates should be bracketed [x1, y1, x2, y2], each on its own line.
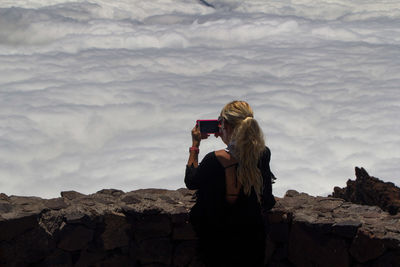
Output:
[220, 100, 265, 202]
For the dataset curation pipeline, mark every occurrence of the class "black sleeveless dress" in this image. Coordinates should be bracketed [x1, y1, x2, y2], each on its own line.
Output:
[185, 147, 275, 267]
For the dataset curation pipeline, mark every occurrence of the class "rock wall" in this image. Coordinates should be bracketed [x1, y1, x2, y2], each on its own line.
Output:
[332, 167, 400, 215]
[1, 186, 400, 266]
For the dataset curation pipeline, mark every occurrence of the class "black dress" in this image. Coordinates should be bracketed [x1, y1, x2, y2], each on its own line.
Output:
[185, 147, 275, 267]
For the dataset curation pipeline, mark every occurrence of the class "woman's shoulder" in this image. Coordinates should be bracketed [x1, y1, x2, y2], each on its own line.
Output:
[261, 146, 271, 158]
[215, 149, 238, 168]
[199, 151, 220, 167]
[201, 149, 233, 168]
[203, 150, 218, 160]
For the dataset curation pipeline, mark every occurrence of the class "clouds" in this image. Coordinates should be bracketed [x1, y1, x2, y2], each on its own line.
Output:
[0, 0, 399, 198]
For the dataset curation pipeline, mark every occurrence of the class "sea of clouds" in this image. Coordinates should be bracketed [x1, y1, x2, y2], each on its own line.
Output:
[0, 0, 399, 198]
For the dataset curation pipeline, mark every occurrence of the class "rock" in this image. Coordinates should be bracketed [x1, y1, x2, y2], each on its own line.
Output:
[173, 240, 197, 267]
[372, 251, 400, 267]
[64, 211, 88, 224]
[137, 238, 172, 265]
[284, 190, 299, 197]
[0, 214, 38, 241]
[331, 167, 400, 215]
[60, 191, 86, 200]
[121, 194, 141, 204]
[350, 228, 386, 263]
[40, 249, 73, 267]
[96, 253, 132, 267]
[0, 202, 12, 213]
[101, 212, 130, 250]
[96, 188, 124, 196]
[172, 220, 197, 240]
[45, 198, 69, 210]
[288, 221, 350, 267]
[332, 220, 362, 238]
[132, 214, 171, 241]
[57, 225, 94, 251]
[0, 225, 55, 265]
[74, 249, 105, 267]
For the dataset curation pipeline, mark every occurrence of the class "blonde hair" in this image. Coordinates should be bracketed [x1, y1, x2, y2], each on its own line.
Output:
[220, 100, 265, 202]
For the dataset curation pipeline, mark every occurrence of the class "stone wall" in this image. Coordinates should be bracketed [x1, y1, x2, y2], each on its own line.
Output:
[1, 187, 400, 266]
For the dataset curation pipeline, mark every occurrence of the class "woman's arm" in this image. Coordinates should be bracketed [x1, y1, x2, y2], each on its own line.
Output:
[187, 123, 203, 167]
[185, 124, 203, 189]
[187, 142, 200, 167]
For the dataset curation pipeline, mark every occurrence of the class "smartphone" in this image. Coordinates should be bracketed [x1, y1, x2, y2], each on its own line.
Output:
[197, 120, 219, 134]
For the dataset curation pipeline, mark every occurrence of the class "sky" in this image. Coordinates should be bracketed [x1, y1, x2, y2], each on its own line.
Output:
[0, 0, 399, 199]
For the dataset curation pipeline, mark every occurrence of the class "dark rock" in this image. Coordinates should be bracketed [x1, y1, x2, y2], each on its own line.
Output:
[372, 251, 400, 267]
[74, 249, 105, 267]
[132, 188, 169, 195]
[0, 214, 37, 241]
[331, 167, 400, 215]
[269, 222, 290, 243]
[0, 225, 55, 265]
[172, 220, 196, 240]
[101, 212, 130, 250]
[332, 220, 362, 238]
[121, 194, 141, 204]
[96, 188, 125, 196]
[133, 214, 171, 241]
[159, 195, 178, 204]
[137, 238, 172, 265]
[45, 198, 69, 210]
[173, 240, 197, 267]
[57, 225, 94, 251]
[285, 190, 299, 197]
[64, 212, 87, 224]
[0, 202, 12, 213]
[288, 222, 350, 267]
[350, 228, 386, 263]
[96, 253, 133, 267]
[61, 191, 86, 200]
[9, 196, 46, 213]
[40, 249, 72, 267]
[78, 197, 96, 206]
[177, 188, 194, 197]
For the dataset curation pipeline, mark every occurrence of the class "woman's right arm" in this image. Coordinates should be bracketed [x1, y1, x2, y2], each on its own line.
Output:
[185, 124, 204, 190]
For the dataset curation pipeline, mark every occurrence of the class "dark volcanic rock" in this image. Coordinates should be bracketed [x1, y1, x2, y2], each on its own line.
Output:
[1, 179, 400, 266]
[332, 167, 400, 215]
[61, 190, 86, 200]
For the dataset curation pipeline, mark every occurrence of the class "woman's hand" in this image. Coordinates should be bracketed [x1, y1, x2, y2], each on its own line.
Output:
[191, 124, 208, 147]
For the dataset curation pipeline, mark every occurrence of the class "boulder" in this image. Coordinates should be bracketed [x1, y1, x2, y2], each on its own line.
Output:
[332, 167, 400, 215]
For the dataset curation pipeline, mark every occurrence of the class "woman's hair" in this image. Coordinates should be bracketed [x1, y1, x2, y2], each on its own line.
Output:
[220, 100, 265, 202]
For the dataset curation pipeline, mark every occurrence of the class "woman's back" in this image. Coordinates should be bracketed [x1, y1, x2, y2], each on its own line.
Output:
[185, 148, 274, 267]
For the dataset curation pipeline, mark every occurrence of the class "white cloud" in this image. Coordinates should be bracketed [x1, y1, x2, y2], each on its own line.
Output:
[0, 0, 399, 198]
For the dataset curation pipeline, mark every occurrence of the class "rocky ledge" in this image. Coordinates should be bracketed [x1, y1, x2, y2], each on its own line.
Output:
[1, 170, 400, 266]
[332, 167, 400, 215]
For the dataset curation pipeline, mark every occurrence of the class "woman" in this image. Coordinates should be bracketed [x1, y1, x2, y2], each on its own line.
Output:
[185, 100, 276, 267]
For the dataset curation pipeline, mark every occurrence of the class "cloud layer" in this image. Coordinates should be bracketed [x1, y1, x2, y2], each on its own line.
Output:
[0, 0, 399, 198]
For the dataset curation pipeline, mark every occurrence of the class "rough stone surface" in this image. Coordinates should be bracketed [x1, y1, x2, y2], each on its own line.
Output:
[1, 169, 400, 266]
[332, 167, 400, 215]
